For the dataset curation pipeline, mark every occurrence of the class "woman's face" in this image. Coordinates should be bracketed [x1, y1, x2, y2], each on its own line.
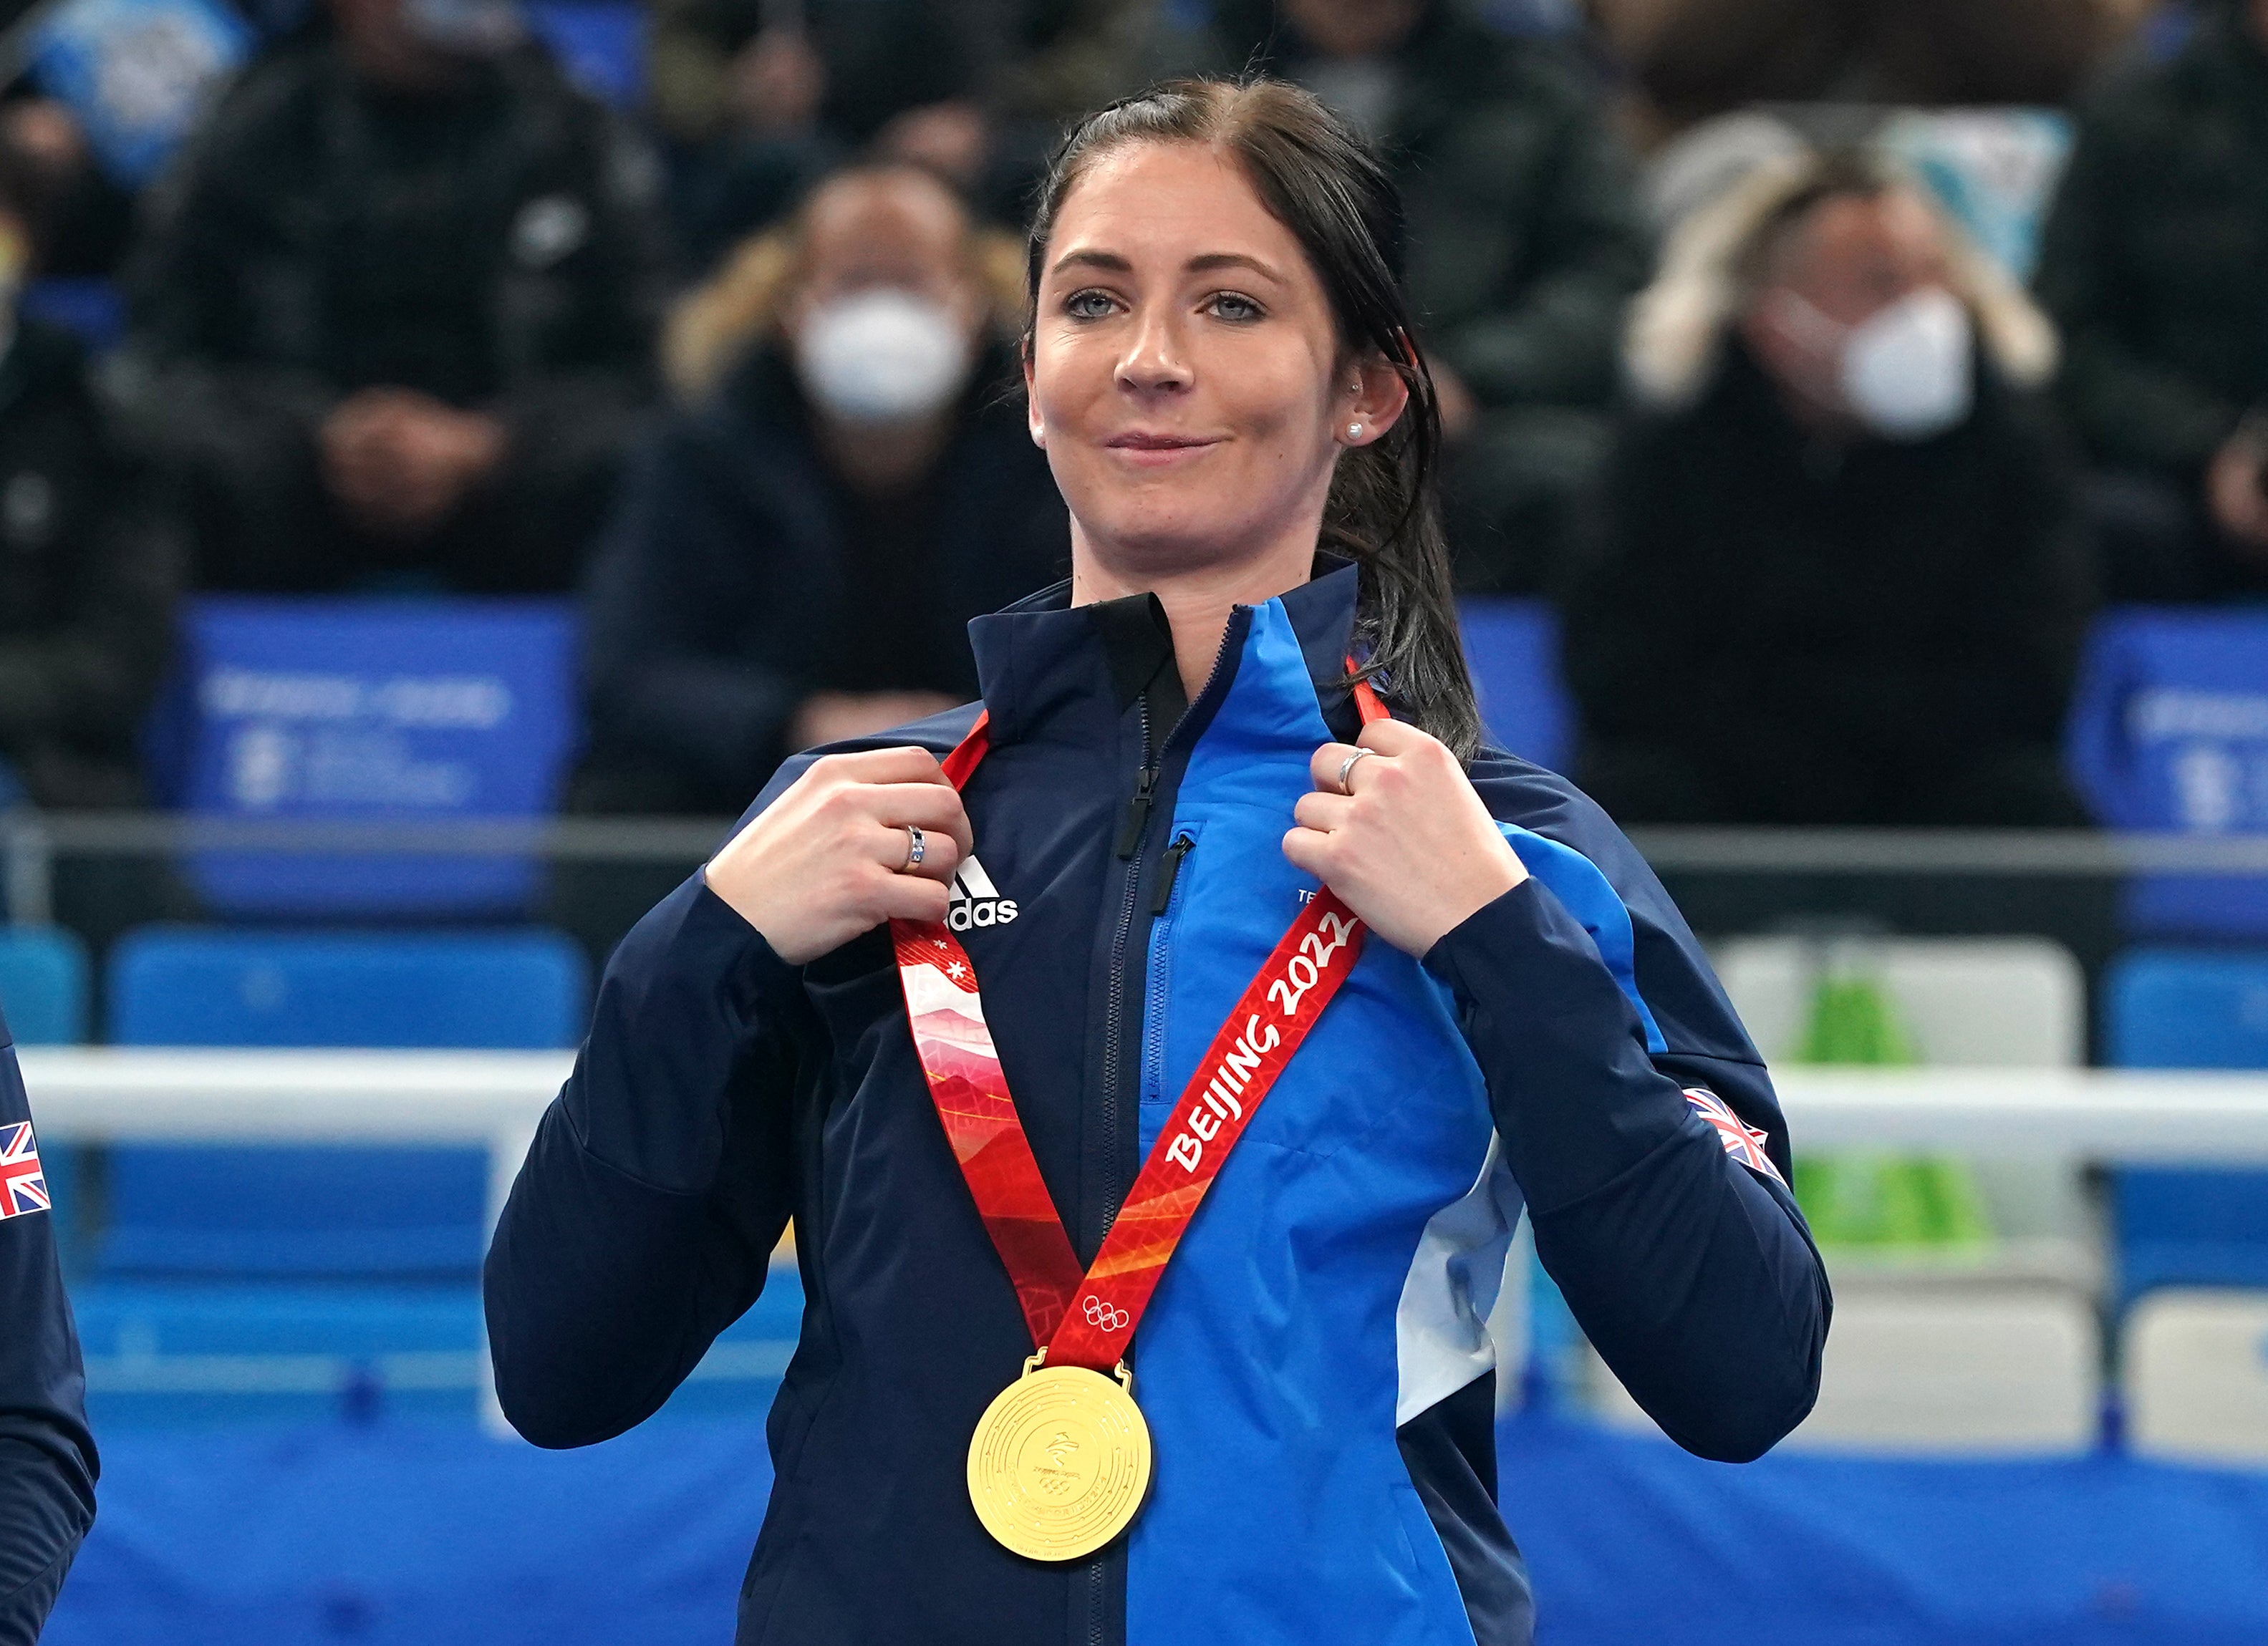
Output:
[1026, 140, 1402, 584]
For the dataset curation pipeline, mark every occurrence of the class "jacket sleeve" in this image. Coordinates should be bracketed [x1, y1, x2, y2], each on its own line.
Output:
[0, 447, 183, 763]
[483, 871, 806, 1448]
[481, 112, 666, 546]
[1422, 810, 1830, 1462]
[581, 423, 811, 795]
[2035, 91, 2244, 474]
[1431, 92, 1653, 411]
[0, 1041, 98, 1645]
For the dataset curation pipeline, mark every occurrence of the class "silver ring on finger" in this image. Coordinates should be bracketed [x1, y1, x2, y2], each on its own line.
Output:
[1334, 747, 1376, 796]
[899, 825, 926, 873]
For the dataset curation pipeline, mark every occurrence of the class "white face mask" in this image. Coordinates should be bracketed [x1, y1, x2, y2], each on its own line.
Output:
[1770, 286, 1974, 442]
[794, 289, 973, 425]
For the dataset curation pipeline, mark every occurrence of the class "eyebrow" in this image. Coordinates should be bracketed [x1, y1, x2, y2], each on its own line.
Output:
[1050, 249, 1132, 276]
[1046, 248, 1287, 283]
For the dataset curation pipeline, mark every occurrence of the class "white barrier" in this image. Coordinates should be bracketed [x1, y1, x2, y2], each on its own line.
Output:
[30, 1051, 2268, 1172]
[27, 1050, 2268, 1433]
[19, 1047, 571, 1240]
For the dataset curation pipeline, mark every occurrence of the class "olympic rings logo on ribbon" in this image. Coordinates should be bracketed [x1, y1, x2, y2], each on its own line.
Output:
[1082, 1294, 1130, 1333]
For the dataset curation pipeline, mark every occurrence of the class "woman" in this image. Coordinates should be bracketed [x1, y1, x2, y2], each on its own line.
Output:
[487, 79, 1828, 1646]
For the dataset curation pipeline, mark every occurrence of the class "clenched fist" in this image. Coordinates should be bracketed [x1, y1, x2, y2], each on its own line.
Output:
[704, 747, 974, 964]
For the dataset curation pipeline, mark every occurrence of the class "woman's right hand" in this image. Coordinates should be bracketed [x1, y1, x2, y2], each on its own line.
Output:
[703, 747, 973, 965]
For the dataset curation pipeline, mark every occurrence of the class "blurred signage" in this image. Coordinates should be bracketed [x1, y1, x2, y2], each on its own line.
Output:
[32, 0, 253, 187]
[173, 598, 578, 917]
[2068, 609, 2268, 936]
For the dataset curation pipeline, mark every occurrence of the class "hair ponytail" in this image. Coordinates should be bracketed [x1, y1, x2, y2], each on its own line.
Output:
[1025, 77, 1485, 761]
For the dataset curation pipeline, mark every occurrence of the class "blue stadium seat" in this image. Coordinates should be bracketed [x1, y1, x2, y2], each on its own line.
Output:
[1459, 598, 1573, 773]
[2105, 949, 2268, 1297]
[0, 926, 90, 1045]
[109, 927, 587, 1049]
[97, 928, 588, 1277]
[2066, 608, 2268, 937]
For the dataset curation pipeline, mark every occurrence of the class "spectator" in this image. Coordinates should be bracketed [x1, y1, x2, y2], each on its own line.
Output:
[1152, 0, 1654, 593]
[652, 1, 1155, 268]
[1588, 0, 2157, 148]
[1565, 149, 2095, 827]
[576, 165, 1066, 814]
[114, 0, 666, 596]
[0, 143, 180, 811]
[2035, 0, 2268, 600]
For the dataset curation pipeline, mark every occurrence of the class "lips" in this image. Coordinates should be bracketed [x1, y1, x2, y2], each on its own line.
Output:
[1104, 432, 1222, 465]
[1106, 432, 1220, 450]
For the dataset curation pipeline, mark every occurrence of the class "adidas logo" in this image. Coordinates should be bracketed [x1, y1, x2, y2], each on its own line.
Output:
[947, 856, 1018, 931]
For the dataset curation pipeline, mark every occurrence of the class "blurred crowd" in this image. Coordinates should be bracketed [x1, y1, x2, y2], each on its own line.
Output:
[0, 0, 2261, 832]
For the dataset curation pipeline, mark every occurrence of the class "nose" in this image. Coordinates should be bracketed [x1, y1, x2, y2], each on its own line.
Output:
[1115, 304, 1192, 399]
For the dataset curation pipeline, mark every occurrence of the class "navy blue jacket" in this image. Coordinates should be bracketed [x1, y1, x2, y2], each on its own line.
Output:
[0, 1017, 97, 1643]
[486, 563, 1828, 1645]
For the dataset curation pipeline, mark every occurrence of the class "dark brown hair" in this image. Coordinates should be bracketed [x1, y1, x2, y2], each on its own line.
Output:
[1023, 77, 1483, 760]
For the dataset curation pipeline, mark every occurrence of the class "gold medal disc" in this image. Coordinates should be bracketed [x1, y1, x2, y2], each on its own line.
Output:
[967, 1362, 1152, 1562]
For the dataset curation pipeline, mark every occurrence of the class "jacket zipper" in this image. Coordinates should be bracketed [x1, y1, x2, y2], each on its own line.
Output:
[1097, 695, 1154, 1244]
[1086, 696, 1154, 1646]
[1140, 832, 1198, 1113]
[1150, 833, 1195, 916]
[1087, 626, 1237, 1646]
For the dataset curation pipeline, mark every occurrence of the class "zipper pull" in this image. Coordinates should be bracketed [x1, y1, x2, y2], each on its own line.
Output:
[1150, 834, 1196, 916]
[1113, 765, 1156, 860]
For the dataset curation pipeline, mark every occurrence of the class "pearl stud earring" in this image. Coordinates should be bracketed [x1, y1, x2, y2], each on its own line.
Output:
[1346, 422, 1364, 441]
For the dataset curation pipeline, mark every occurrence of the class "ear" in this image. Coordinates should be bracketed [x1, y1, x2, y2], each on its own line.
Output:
[1023, 338, 1046, 448]
[1338, 349, 1412, 447]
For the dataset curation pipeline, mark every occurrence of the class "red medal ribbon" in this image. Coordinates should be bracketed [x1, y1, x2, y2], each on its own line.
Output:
[893, 672, 1385, 1370]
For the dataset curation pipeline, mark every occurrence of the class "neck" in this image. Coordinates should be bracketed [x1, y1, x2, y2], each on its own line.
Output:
[1068, 527, 1318, 702]
[344, 29, 475, 94]
[817, 410, 952, 494]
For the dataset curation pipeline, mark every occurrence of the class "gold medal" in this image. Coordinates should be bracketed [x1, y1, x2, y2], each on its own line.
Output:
[967, 1357, 1152, 1562]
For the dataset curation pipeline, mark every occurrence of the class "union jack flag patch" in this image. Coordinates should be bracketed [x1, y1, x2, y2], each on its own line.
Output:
[0, 1120, 48, 1219]
[1685, 1089, 1785, 1188]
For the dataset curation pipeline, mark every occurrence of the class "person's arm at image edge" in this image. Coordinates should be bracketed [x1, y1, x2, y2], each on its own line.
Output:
[0, 1042, 97, 1645]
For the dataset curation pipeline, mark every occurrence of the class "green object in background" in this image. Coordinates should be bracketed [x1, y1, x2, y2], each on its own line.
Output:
[1790, 967, 1995, 1255]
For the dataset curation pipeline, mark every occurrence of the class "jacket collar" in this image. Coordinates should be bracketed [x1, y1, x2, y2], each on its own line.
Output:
[966, 558, 1363, 749]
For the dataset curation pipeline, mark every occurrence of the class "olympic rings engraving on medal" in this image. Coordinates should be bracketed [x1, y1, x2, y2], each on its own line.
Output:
[1081, 1294, 1130, 1333]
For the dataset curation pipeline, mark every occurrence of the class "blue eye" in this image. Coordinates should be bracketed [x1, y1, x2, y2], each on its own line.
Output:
[1209, 293, 1263, 321]
[1065, 289, 1116, 320]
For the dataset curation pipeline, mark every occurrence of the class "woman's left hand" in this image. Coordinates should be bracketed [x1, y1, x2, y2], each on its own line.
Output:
[1283, 720, 1529, 958]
